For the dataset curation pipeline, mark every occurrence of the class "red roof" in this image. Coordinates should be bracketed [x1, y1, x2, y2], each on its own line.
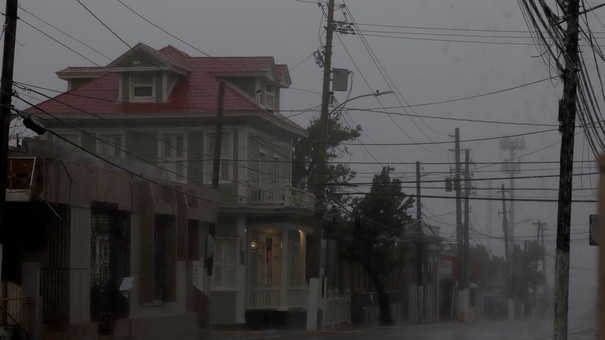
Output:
[56, 67, 108, 74]
[27, 45, 295, 118]
[275, 65, 287, 81]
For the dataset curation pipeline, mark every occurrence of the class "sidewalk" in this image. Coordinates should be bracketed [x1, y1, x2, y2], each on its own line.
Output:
[198, 320, 451, 339]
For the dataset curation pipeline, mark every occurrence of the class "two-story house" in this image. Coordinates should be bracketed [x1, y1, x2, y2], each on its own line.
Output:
[25, 43, 315, 328]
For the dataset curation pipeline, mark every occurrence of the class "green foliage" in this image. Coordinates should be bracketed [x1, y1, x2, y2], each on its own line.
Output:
[471, 242, 545, 301]
[511, 241, 544, 301]
[343, 166, 414, 325]
[470, 245, 507, 291]
[292, 114, 361, 206]
[355, 166, 414, 239]
[346, 167, 414, 268]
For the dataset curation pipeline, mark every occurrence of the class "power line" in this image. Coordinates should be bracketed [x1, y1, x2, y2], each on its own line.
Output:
[116, 0, 231, 67]
[372, 77, 555, 109]
[342, 1, 448, 150]
[347, 107, 559, 127]
[333, 192, 597, 203]
[18, 4, 112, 60]
[17, 17, 102, 67]
[342, 128, 557, 146]
[282, 77, 555, 112]
[353, 21, 605, 34]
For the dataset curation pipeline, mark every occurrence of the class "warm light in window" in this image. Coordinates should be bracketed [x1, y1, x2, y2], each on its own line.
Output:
[250, 241, 258, 250]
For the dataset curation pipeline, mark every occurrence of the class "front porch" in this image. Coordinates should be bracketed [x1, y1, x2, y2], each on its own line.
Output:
[245, 227, 309, 328]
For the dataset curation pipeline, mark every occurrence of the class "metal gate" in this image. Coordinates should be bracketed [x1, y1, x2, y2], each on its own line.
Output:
[90, 206, 130, 335]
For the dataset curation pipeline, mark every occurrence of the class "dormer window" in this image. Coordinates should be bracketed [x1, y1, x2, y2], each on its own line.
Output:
[258, 82, 275, 110]
[265, 84, 275, 110]
[131, 73, 155, 102]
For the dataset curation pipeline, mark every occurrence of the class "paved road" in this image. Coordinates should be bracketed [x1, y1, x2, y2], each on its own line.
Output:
[201, 319, 596, 340]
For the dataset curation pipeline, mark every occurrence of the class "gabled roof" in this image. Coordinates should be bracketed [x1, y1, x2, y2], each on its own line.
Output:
[27, 44, 301, 131]
[206, 56, 277, 81]
[56, 67, 108, 80]
[276, 65, 292, 88]
[107, 42, 191, 75]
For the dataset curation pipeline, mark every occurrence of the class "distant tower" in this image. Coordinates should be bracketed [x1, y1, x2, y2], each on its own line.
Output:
[500, 136, 525, 253]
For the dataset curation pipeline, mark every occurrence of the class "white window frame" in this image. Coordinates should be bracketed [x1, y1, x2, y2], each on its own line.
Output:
[272, 142, 281, 186]
[159, 132, 187, 183]
[206, 131, 233, 184]
[259, 149, 268, 187]
[96, 132, 125, 159]
[213, 238, 237, 289]
[130, 73, 155, 102]
[264, 84, 275, 110]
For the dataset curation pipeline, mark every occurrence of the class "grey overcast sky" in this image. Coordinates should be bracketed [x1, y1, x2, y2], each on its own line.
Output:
[5, 0, 603, 317]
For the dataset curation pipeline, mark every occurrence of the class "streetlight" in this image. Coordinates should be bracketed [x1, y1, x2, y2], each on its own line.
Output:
[307, 89, 394, 330]
[329, 91, 394, 115]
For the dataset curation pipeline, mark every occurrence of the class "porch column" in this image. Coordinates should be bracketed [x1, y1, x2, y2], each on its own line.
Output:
[280, 230, 289, 310]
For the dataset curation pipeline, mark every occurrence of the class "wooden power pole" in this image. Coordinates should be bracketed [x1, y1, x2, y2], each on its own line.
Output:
[0, 0, 18, 252]
[553, 0, 581, 338]
[597, 155, 605, 340]
[453, 128, 467, 320]
[534, 220, 547, 316]
[307, 0, 335, 331]
[463, 149, 470, 293]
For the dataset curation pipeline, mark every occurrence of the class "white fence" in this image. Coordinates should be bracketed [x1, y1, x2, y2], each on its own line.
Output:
[323, 290, 351, 327]
[247, 286, 308, 310]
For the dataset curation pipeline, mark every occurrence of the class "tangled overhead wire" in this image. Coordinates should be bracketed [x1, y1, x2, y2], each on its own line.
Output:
[518, 0, 605, 157]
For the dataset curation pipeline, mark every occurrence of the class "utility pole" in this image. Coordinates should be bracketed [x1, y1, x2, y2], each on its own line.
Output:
[534, 220, 547, 317]
[416, 161, 421, 222]
[307, 0, 334, 331]
[488, 181, 492, 254]
[416, 161, 423, 324]
[500, 137, 525, 253]
[500, 184, 514, 321]
[0, 0, 18, 259]
[597, 155, 605, 340]
[454, 128, 466, 320]
[209, 81, 225, 275]
[554, 0, 580, 338]
[205, 80, 225, 326]
[463, 149, 470, 292]
[501, 184, 510, 266]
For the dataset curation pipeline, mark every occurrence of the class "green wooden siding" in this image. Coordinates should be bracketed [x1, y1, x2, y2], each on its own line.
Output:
[210, 291, 237, 324]
[81, 133, 96, 154]
[125, 131, 157, 163]
[218, 185, 238, 205]
[121, 73, 129, 103]
[155, 73, 163, 103]
[233, 130, 239, 182]
[187, 130, 205, 184]
[247, 135, 260, 186]
[216, 215, 237, 236]
[167, 73, 177, 94]
[245, 135, 291, 186]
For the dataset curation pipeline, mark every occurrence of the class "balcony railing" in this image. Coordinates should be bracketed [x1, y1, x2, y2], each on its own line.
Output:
[247, 184, 314, 208]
